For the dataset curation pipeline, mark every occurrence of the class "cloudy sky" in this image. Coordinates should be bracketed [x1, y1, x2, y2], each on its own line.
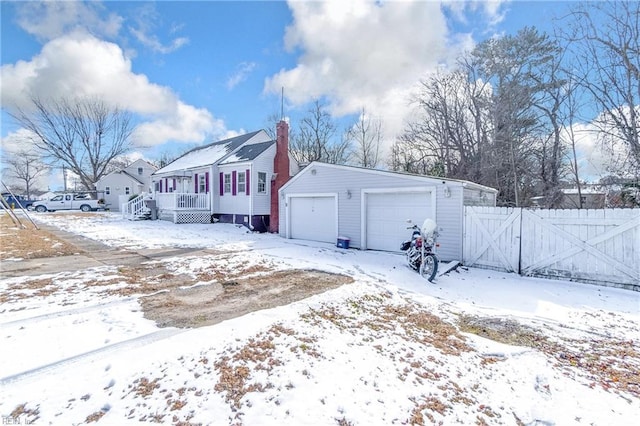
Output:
[0, 0, 611, 187]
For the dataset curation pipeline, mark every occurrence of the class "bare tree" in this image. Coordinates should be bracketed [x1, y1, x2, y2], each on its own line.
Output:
[2, 150, 49, 198]
[105, 156, 135, 173]
[9, 96, 133, 191]
[561, 1, 640, 175]
[387, 138, 444, 176]
[345, 108, 382, 168]
[559, 76, 589, 209]
[290, 100, 350, 165]
[398, 28, 562, 205]
[399, 69, 492, 181]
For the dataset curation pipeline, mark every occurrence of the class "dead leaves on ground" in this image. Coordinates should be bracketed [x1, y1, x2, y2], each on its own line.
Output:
[458, 314, 640, 399]
[0, 213, 78, 260]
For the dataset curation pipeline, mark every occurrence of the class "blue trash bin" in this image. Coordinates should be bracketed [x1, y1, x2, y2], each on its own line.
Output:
[337, 236, 350, 249]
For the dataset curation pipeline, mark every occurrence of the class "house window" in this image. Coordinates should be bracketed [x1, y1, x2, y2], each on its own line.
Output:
[125, 187, 130, 195]
[237, 172, 246, 193]
[154, 182, 159, 192]
[199, 175, 206, 193]
[257, 172, 267, 194]
[138, 167, 143, 175]
[105, 186, 110, 195]
[224, 174, 231, 193]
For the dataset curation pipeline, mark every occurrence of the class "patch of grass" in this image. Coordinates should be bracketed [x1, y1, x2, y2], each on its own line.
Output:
[85, 411, 105, 423]
[0, 213, 78, 260]
[130, 377, 161, 398]
[458, 314, 640, 399]
[10, 403, 40, 421]
[457, 315, 550, 347]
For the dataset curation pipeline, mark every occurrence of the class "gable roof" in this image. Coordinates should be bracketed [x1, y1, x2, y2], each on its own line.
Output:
[281, 161, 499, 193]
[96, 169, 145, 185]
[96, 158, 157, 185]
[126, 158, 157, 171]
[154, 130, 263, 175]
[119, 170, 145, 185]
[219, 140, 275, 165]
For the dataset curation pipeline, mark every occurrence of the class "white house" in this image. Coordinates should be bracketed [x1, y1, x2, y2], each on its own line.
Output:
[278, 162, 498, 261]
[95, 159, 157, 211]
[146, 121, 298, 231]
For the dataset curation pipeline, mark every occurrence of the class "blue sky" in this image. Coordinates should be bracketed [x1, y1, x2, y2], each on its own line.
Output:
[1, 0, 599, 188]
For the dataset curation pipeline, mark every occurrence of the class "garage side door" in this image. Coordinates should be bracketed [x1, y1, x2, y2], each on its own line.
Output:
[289, 196, 336, 243]
[366, 191, 432, 252]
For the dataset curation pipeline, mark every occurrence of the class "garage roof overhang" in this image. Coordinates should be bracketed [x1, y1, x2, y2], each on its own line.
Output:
[280, 161, 498, 194]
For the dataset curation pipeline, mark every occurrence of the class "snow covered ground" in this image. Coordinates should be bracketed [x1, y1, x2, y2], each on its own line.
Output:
[1, 212, 638, 425]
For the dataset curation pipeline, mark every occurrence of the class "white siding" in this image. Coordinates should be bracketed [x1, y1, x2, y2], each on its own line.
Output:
[96, 173, 145, 211]
[218, 164, 251, 215]
[123, 159, 156, 188]
[279, 163, 470, 261]
[250, 144, 276, 215]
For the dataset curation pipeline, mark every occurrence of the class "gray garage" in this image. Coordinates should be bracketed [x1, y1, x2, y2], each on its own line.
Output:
[278, 162, 497, 261]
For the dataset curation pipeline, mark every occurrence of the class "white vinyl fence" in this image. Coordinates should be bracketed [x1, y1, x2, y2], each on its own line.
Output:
[463, 207, 640, 290]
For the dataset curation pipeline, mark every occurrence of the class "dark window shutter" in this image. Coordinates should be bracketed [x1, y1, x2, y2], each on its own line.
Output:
[194, 173, 199, 193]
[246, 169, 250, 195]
[173, 179, 176, 191]
[165, 178, 168, 193]
[232, 171, 237, 196]
[159, 180, 163, 193]
[205, 172, 210, 193]
[219, 172, 224, 195]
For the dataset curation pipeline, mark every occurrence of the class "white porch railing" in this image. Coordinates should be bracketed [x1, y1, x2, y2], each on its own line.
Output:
[156, 193, 209, 210]
[122, 194, 145, 219]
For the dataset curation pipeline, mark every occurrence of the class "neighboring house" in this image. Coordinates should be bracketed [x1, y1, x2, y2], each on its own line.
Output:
[530, 187, 607, 209]
[95, 159, 157, 211]
[559, 188, 606, 209]
[278, 162, 498, 261]
[146, 120, 297, 231]
[38, 191, 57, 201]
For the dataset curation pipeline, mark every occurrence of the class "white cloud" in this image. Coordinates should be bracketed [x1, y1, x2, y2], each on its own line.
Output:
[0, 128, 40, 155]
[563, 114, 638, 182]
[264, 0, 475, 150]
[565, 123, 609, 180]
[227, 62, 257, 90]
[130, 27, 189, 54]
[0, 32, 221, 148]
[128, 4, 189, 54]
[442, 0, 509, 26]
[15, 0, 122, 41]
[132, 103, 225, 148]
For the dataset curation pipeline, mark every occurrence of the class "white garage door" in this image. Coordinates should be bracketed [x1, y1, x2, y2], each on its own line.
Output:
[365, 191, 433, 251]
[289, 196, 336, 243]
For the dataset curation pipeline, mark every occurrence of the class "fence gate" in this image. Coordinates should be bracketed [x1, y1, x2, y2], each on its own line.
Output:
[463, 206, 640, 288]
[520, 209, 639, 286]
[463, 206, 521, 273]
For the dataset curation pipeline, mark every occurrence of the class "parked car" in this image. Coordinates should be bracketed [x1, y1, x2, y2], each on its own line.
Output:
[32, 193, 105, 212]
[0, 193, 37, 210]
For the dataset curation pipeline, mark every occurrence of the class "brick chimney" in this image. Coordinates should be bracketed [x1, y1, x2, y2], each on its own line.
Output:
[269, 120, 290, 233]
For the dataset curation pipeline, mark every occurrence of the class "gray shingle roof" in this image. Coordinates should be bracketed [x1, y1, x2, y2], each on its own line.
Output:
[219, 140, 275, 165]
[154, 130, 263, 175]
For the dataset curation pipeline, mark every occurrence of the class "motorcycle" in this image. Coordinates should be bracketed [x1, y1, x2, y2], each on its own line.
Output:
[400, 219, 439, 282]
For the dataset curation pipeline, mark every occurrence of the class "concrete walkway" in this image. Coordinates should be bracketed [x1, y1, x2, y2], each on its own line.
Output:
[0, 223, 206, 278]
